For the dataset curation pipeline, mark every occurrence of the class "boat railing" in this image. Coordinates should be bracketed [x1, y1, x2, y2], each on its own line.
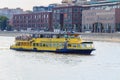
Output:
[15, 35, 32, 41]
[15, 33, 82, 41]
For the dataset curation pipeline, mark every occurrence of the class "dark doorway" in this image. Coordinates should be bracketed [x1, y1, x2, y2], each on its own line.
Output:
[92, 22, 104, 33]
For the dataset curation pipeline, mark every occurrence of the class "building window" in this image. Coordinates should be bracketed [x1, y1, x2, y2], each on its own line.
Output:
[73, 8, 78, 12]
[68, 8, 72, 12]
[80, 8, 82, 11]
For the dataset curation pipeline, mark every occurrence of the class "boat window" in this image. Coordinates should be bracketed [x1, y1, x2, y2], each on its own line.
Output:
[41, 43, 49, 47]
[45, 43, 50, 47]
[49, 43, 52, 47]
[25, 43, 28, 46]
[72, 44, 76, 47]
[77, 44, 81, 47]
[43, 44, 45, 47]
[58, 43, 63, 47]
[16, 42, 20, 46]
[21, 42, 23, 46]
[19, 42, 21, 46]
[39, 43, 64, 47]
[45, 44, 48, 47]
[86, 44, 91, 48]
[58, 43, 61, 47]
[32, 43, 38, 46]
[28, 43, 30, 46]
[39, 43, 42, 46]
[81, 44, 86, 48]
[53, 43, 58, 47]
[24, 42, 26, 46]
[33, 43, 35, 46]
[36, 43, 39, 46]
[68, 44, 71, 47]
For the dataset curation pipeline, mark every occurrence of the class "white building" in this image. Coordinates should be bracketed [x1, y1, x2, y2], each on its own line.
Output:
[0, 7, 26, 19]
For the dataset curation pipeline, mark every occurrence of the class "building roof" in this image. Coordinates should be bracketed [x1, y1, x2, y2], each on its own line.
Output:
[83, 1, 120, 7]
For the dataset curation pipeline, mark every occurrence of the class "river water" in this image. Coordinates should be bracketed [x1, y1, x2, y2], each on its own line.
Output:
[0, 36, 120, 80]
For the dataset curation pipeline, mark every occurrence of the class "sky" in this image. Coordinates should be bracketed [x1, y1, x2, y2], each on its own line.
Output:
[0, 0, 62, 10]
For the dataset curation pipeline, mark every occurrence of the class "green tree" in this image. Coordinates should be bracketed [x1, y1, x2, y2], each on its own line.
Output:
[0, 16, 9, 31]
[6, 25, 12, 31]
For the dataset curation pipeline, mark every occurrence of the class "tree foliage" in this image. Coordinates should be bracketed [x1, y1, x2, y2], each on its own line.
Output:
[0, 16, 9, 31]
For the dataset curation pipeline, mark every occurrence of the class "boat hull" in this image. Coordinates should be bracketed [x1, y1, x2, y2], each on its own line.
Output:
[10, 47, 95, 55]
[56, 49, 95, 55]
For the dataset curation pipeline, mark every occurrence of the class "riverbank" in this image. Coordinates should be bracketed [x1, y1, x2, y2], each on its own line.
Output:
[0, 31, 120, 42]
[0, 31, 26, 37]
[80, 33, 120, 42]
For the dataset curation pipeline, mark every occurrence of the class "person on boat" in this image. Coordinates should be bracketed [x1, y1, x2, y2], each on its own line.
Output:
[64, 40, 68, 49]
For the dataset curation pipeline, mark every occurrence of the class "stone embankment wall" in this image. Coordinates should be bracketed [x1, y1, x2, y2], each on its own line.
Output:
[0, 31, 27, 37]
[0, 31, 120, 42]
[80, 33, 120, 42]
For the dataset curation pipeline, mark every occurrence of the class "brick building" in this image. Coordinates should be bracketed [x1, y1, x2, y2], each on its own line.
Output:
[11, 0, 120, 32]
[12, 12, 52, 31]
[82, 8, 120, 33]
[52, 6, 89, 32]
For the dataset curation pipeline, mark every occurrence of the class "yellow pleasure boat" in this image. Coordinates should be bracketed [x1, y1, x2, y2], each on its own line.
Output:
[10, 32, 95, 55]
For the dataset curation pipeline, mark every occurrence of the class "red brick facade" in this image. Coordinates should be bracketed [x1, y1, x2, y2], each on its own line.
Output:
[12, 12, 52, 31]
[52, 6, 89, 32]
